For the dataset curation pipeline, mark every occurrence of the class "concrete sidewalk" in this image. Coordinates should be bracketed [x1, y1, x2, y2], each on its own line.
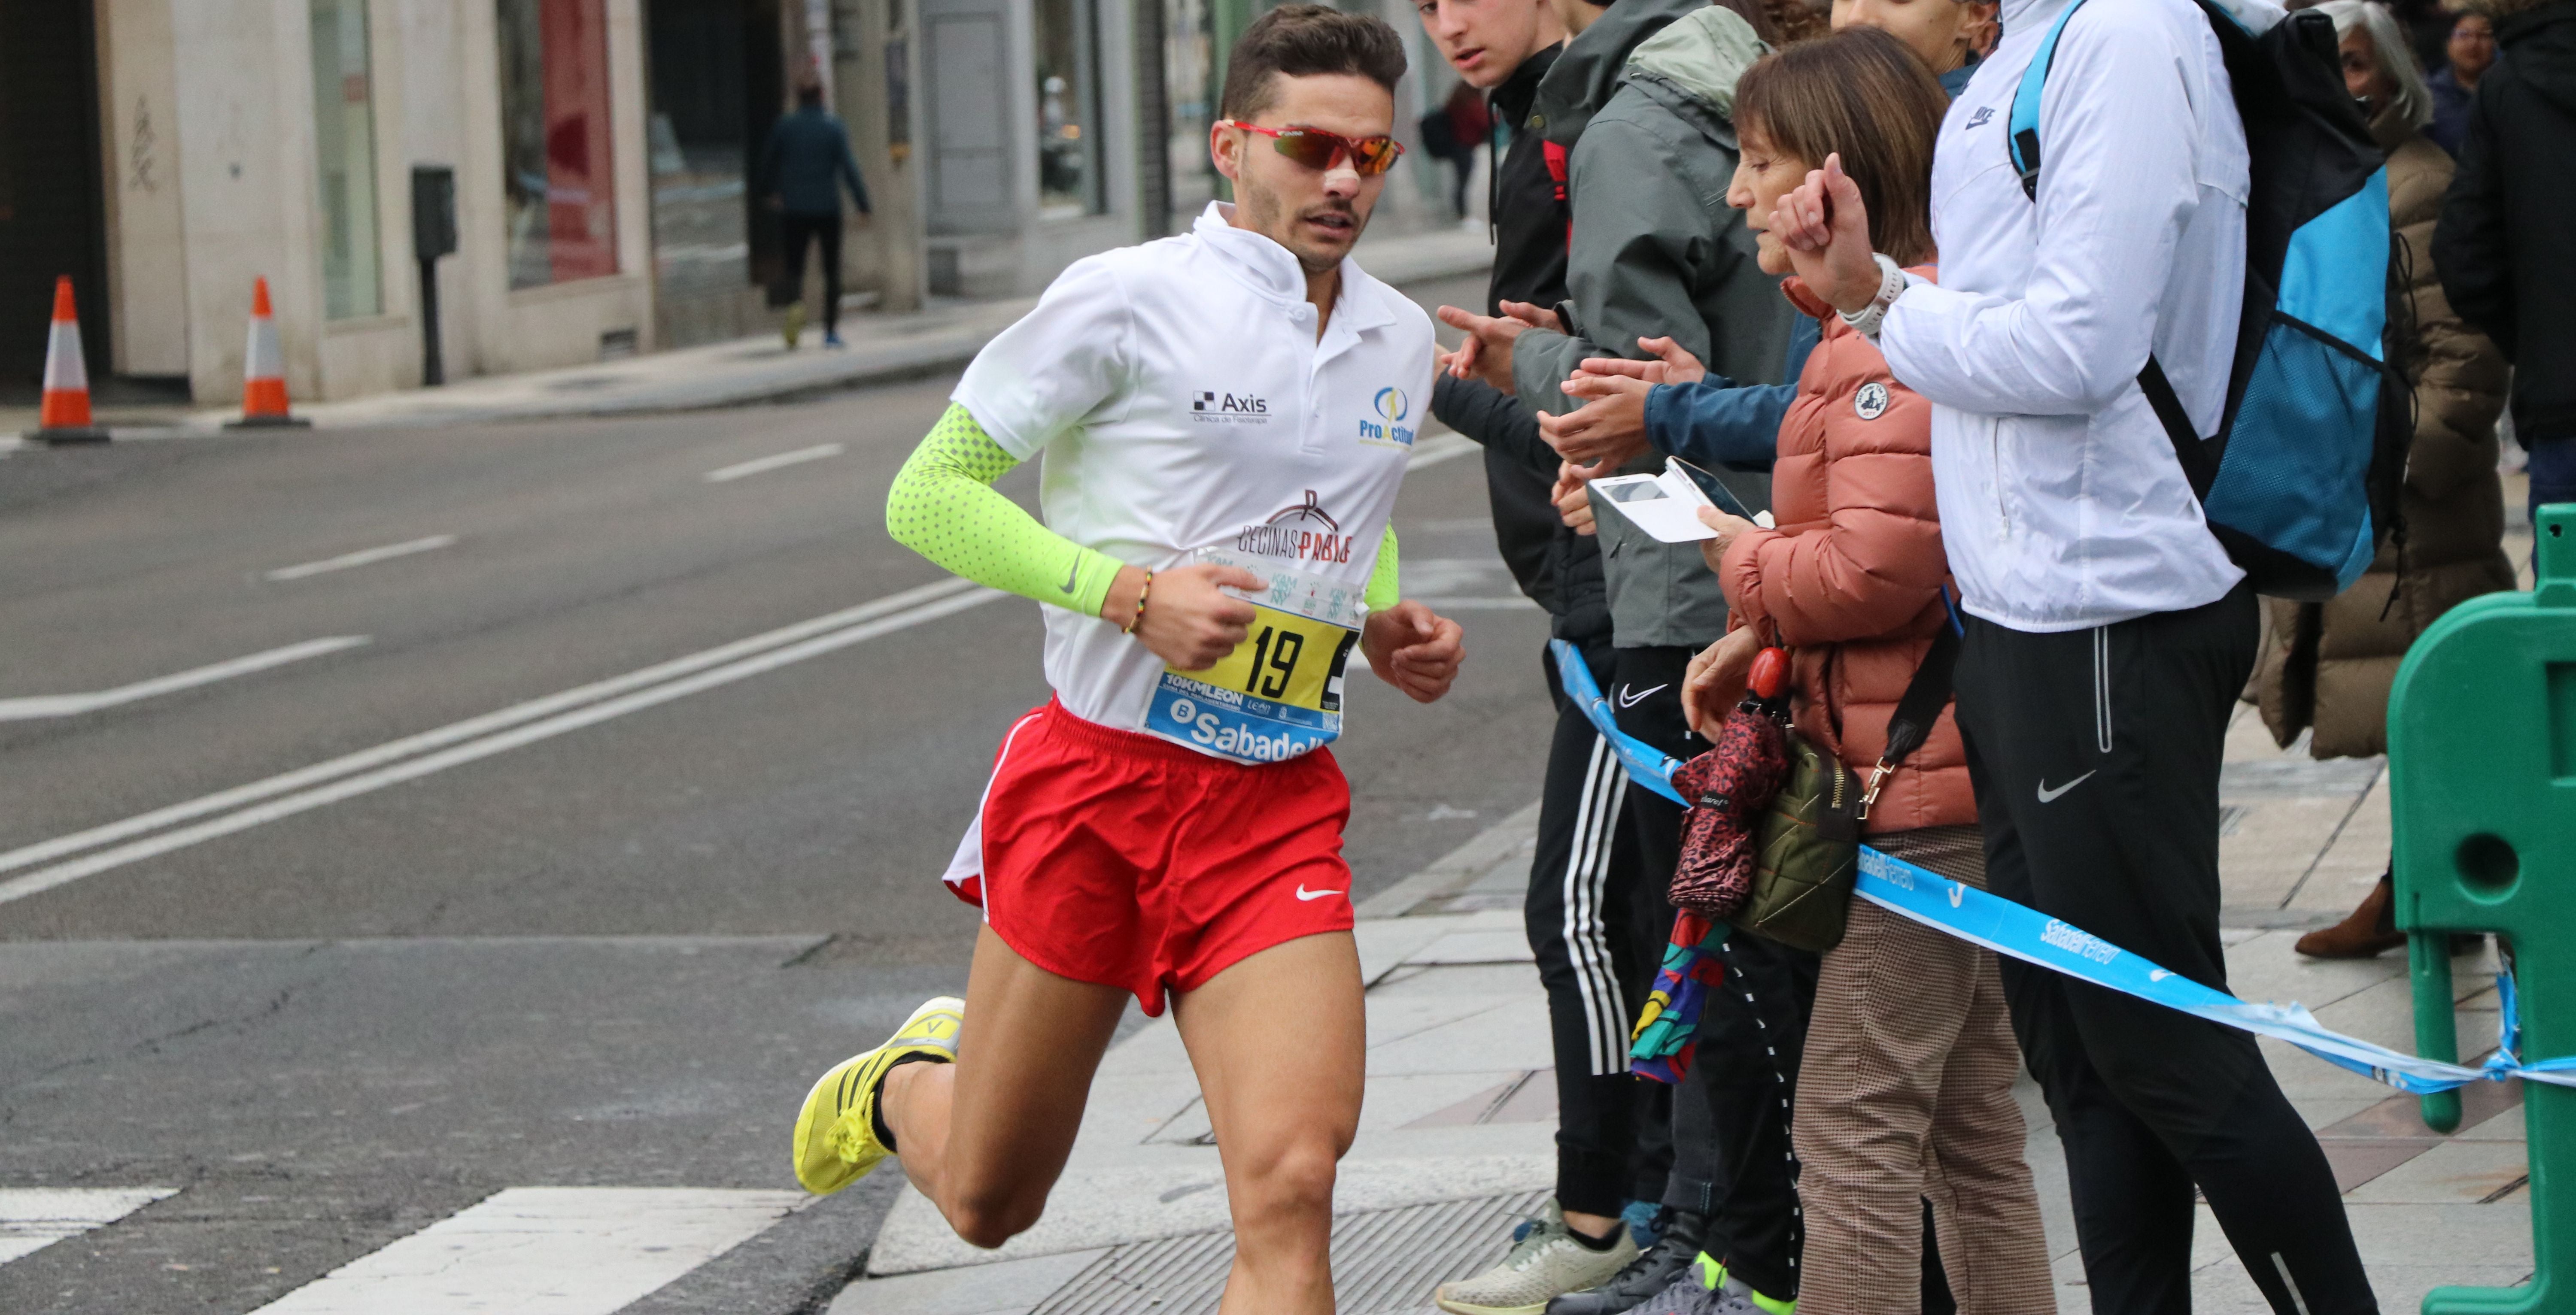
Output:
[826, 510, 2546, 1315]
[0, 225, 1494, 443]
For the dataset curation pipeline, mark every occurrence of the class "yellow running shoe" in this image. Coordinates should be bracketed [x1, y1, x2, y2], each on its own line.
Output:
[791, 995, 963, 1195]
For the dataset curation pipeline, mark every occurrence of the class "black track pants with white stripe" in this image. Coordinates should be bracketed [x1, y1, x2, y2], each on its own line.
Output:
[1609, 645, 1817, 1298]
[1526, 639, 1670, 1218]
[1957, 583, 2376, 1315]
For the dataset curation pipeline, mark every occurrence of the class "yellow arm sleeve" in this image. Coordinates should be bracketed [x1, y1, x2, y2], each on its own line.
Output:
[1365, 524, 1400, 613]
[885, 404, 1124, 616]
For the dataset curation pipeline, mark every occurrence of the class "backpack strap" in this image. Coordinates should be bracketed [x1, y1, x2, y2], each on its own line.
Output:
[2139, 356, 2219, 498]
[2007, 0, 2096, 201]
[1859, 594, 1964, 818]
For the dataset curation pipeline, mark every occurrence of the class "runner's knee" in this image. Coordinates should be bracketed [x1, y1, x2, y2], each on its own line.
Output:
[1229, 1133, 1342, 1231]
[945, 1182, 1051, 1249]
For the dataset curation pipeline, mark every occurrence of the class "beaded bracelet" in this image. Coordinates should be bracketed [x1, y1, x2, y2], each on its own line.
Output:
[1122, 570, 1154, 635]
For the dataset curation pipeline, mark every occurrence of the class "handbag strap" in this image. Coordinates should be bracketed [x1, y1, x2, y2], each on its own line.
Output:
[1860, 593, 1963, 816]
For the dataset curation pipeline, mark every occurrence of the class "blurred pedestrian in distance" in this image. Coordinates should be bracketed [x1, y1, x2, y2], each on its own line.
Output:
[1420, 81, 1495, 219]
[2436, 0, 2576, 528]
[2267, 0, 2515, 960]
[760, 72, 872, 350]
[2429, 10, 2499, 153]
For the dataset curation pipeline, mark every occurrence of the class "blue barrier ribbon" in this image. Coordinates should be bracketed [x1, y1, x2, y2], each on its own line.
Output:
[1549, 637, 2570, 1095]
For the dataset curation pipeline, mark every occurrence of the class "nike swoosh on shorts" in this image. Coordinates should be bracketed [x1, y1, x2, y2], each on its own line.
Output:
[1294, 885, 1343, 901]
[2036, 770, 2097, 803]
[1616, 683, 1669, 709]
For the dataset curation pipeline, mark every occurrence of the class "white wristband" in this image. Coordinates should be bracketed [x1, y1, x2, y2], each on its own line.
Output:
[1838, 254, 1907, 338]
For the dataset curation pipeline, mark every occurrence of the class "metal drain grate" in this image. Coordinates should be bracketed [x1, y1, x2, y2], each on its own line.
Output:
[1030, 1189, 1549, 1315]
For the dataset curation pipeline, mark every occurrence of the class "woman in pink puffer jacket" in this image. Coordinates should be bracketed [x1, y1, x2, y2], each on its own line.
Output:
[1677, 30, 2053, 1315]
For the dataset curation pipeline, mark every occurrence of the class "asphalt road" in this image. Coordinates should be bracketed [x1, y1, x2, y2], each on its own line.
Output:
[0, 273, 1564, 1312]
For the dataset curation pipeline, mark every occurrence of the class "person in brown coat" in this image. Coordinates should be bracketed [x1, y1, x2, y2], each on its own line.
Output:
[2262, 0, 2516, 959]
[1675, 30, 2054, 1315]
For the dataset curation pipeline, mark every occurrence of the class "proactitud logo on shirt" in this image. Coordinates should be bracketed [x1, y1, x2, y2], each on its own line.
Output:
[1193, 390, 1271, 424]
[1235, 491, 1359, 564]
[1357, 385, 1417, 448]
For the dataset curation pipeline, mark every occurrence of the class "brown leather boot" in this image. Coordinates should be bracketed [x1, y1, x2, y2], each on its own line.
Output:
[2296, 874, 2406, 958]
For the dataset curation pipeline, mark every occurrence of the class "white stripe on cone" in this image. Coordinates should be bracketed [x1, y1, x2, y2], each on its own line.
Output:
[245, 315, 284, 382]
[43, 321, 87, 394]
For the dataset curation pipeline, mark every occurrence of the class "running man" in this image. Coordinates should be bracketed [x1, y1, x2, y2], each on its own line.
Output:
[789, 9, 1463, 1310]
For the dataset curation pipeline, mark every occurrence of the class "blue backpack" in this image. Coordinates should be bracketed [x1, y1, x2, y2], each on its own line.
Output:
[2010, 0, 2409, 601]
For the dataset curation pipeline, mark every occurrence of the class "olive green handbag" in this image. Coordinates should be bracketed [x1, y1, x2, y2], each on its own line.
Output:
[1736, 622, 1960, 954]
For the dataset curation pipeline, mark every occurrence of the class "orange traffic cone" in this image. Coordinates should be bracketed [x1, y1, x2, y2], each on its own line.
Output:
[227, 277, 309, 429]
[33, 275, 107, 445]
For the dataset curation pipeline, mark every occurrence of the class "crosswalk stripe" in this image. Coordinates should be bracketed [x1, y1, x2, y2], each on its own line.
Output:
[246, 1188, 805, 1314]
[0, 1187, 176, 1264]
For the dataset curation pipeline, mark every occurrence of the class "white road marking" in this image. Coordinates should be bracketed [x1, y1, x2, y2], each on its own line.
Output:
[247, 1187, 805, 1315]
[265, 536, 458, 582]
[704, 443, 844, 482]
[0, 637, 371, 722]
[0, 579, 978, 882]
[0, 1187, 176, 1264]
[0, 584, 1002, 903]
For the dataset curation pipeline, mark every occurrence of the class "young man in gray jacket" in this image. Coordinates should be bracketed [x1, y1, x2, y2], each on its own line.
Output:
[1440, 3, 1809, 1313]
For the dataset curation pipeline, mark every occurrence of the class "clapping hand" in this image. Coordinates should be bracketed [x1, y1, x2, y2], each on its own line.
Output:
[1551, 459, 1602, 536]
[1434, 301, 1564, 394]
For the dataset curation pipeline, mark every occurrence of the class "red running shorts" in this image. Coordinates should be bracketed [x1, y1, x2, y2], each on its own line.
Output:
[946, 699, 1356, 1015]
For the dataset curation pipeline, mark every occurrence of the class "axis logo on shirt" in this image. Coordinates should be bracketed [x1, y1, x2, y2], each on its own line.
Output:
[1358, 385, 1417, 448]
[1193, 390, 1271, 424]
[1234, 490, 1359, 563]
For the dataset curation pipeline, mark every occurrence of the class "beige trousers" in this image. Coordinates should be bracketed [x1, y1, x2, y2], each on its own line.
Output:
[1790, 825, 2055, 1315]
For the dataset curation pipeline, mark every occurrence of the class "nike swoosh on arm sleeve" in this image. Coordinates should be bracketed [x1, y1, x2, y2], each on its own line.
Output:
[1880, 6, 2204, 417]
[886, 403, 1123, 617]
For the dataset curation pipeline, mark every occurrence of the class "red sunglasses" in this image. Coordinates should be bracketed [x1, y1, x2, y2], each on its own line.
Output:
[1219, 120, 1406, 176]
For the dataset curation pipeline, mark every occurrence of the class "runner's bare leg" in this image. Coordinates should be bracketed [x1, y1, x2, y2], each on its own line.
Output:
[1173, 932, 1367, 1315]
[880, 925, 1129, 1247]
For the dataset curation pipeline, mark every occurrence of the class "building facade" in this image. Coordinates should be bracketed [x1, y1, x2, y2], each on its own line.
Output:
[1, 0, 1454, 403]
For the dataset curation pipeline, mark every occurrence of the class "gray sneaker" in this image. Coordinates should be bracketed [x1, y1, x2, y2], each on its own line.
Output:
[1626, 1262, 1724, 1315]
[1704, 1276, 1777, 1315]
[1435, 1201, 1643, 1315]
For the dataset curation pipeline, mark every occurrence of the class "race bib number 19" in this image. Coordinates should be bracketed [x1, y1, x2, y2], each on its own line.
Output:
[1145, 550, 1364, 763]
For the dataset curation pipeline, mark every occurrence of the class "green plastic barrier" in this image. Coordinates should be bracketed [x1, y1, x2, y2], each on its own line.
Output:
[2389, 503, 2575, 1313]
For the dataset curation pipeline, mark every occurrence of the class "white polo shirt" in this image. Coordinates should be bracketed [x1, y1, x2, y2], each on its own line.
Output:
[952, 202, 1437, 761]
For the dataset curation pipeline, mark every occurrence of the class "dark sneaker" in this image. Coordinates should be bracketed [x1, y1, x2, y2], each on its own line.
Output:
[1546, 1212, 1709, 1315]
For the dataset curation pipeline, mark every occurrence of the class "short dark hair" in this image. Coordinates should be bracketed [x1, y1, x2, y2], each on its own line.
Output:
[1735, 26, 1948, 266]
[1219, 5, 1409, 122]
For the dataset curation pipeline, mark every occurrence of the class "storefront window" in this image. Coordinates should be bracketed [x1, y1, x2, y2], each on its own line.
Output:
[310, 0, 382, 318]
[498, 0, 619, 288]
[1033, 0, 1103, 217]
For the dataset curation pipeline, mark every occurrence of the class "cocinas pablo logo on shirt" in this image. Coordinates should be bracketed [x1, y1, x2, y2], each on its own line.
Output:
[1235, 491, 1360, 564]
[1358, 386, 1416, 449]
[1192, 390, 1270, 424]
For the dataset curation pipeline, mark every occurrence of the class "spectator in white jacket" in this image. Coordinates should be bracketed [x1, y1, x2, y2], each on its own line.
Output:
[1765, 0, 2380, 1310]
